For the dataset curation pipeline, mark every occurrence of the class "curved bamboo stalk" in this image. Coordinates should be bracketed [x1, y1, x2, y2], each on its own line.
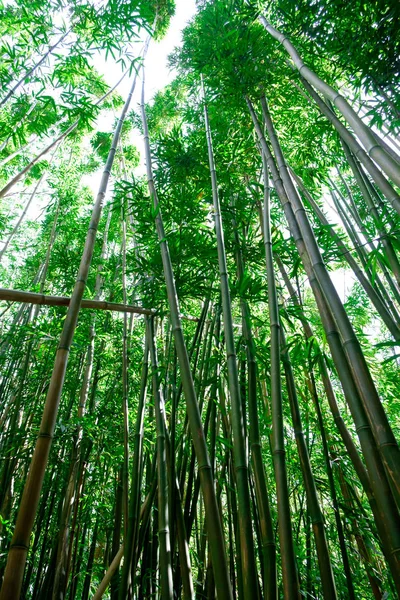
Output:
[259, 16, 400, 188]
[202, 77, 258, 597]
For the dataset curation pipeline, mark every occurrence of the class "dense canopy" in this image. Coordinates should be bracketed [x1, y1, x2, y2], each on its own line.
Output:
[0, 1, 400, 598]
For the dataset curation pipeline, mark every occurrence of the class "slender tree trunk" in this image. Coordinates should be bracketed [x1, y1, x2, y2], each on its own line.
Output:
[257, 140, 300, 599]
[202, 77, 258, 598]
[259, 16, 400, 188]
[140, 70, 232, 600]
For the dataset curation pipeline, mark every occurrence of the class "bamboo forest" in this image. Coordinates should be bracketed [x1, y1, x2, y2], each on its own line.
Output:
[1, 0, 400, 598]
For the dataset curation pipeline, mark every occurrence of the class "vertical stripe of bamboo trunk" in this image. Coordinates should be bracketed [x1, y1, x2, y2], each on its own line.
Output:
[121, 194, 130, 537]
[147, 318, 174, 600]
[140, 72, 232, 600]
[118, 334, 149, 599]
[231, 203, 277, 600]
[258, 16, 400, 189]
[0, 55, 143, 600]
[279, 324, 338, 599]
[259, 149, 300, 599]
[202, 76, 258, 598]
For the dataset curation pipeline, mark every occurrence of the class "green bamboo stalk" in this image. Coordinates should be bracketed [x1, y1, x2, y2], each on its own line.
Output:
[329, 185, 400, 311]
[140, 71, 232, 600]
[147, 317, 173, 600]
[259, 16, 400, 188]
[121, 194, 130, 538]
[279, 320, 338, 598]
[118, 335, 149, 600]
[330, 173, 400, 297]
[275, 254, 374, 501]
[304, 370, 356, 600]
[258, 144, 300, 598]
[53, 207, 112, 600]
[202, 77, 258, 597]
[231, 203, 277, 600]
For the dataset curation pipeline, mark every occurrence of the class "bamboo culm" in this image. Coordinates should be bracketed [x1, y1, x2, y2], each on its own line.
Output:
[259, 145, 300, 599]
[202, 76, 258, 598]
[140, 70, 232, 600]
[259, 16, 400, 189]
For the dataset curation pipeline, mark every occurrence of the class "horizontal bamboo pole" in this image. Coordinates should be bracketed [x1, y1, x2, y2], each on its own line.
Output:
[0, 288, 199, 321]
[0, 288, 155, 315]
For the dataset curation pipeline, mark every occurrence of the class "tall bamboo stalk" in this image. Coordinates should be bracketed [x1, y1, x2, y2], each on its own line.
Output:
[259, 16, 400, 188]
[279, 321, 338, 599]
[147, 317, 174, 600]
[259, 147, 300, 598]
[202, 77, 258, 597]
[118, 335, 149, 599]
[231, 205, 277, 600]
[140, 71, 232, 600]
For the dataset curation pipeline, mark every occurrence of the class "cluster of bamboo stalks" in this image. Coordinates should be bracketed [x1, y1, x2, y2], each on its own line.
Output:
[0, 13, 400, 600]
